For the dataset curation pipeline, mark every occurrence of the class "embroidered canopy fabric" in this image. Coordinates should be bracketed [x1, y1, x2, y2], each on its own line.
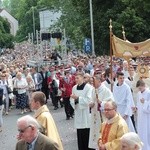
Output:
[112, 35, 150, 58]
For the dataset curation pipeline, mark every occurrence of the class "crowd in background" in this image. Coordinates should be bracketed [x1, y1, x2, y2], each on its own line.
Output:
[0, 43, 150, 150]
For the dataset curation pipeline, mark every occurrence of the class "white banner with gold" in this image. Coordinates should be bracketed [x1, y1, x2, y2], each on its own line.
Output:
[112, 35, 150, 58]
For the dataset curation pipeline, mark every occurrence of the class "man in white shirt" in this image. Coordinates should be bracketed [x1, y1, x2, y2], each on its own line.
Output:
[31, 68, 43, 91]
[113, 72, 135, 132]
[136, 80, 150, 150]
[70, 72, 94, 150]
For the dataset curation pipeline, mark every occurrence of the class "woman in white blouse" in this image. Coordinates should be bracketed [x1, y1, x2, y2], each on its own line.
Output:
[14, 72, 28, 114]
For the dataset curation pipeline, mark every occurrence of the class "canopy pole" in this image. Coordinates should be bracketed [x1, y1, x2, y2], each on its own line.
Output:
[109, 19, 113, 92]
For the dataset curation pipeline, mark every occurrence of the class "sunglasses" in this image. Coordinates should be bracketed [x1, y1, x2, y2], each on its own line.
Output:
[18, 125, 32, 133]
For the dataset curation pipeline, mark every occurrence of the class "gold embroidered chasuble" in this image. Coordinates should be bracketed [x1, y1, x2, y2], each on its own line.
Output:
[100, 114, 128, 150]
[34, 105, 63, 150]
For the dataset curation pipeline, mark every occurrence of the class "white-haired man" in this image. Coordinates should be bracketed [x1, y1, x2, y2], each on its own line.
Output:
[121, 132, 143, 150]
[16, 115, 59, 150]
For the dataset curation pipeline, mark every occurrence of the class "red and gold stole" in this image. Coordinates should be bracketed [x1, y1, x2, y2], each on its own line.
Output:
[101, 123, 112, 144]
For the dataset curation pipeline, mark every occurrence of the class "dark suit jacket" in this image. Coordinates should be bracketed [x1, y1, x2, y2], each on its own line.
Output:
[40, 71, 50, 99]
[32, 73, 43, 90]
[40, 71, 49, 89]
[16, 132, 59, 150]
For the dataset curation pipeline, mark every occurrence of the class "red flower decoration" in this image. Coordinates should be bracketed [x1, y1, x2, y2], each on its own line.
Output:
[134, 45, 139, 50]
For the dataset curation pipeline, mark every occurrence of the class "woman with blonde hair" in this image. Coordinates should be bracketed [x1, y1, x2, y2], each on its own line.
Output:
[14, 72, 28, 114]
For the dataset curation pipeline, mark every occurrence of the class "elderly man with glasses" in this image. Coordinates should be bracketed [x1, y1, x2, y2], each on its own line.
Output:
[16, 115, 59, 150]
[98, 100, 128, 150]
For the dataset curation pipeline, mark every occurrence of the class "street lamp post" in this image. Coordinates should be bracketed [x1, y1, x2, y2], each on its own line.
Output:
[32, 6, 36, 39]
[89, 0, 95, 56]
[64, 28, 67, 56]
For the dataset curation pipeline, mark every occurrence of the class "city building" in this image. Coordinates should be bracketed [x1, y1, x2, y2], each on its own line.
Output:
[0, 8, 18, 36]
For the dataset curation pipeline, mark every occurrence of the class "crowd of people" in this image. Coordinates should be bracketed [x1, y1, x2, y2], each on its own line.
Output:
[0, 43, 149, 150]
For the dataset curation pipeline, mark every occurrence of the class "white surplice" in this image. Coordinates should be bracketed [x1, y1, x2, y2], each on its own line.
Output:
[88, 83, 114, 149]
[113, 82, 135, 132]
[137, 89, 150, 150]
[103, 78, 117, 91]
[70, 83, 93, 129]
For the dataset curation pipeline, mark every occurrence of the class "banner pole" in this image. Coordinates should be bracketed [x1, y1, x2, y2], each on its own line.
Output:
[122, 25, 126, 41]
[122, 26, 131, 62]
[109, 19, 113, 92]
[89, 0, 95, 56]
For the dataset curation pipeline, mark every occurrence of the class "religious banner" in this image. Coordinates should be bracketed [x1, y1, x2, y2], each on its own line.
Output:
[112, 35, 150, 58]
[137, 64, 149, 78]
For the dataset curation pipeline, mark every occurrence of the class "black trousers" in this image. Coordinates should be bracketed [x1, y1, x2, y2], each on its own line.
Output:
[50, 92, 58, 107]
[9, 98, 12, 107]
[63, 97, 74, 118]
[131, 115, 137, 132]
[57, 96, 63, 107]
[54, 96, 59, 108]
[41, 88, 49, 102]
[77, 128, 95, 150]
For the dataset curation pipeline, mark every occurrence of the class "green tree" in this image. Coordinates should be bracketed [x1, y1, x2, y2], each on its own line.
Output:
[3, 0, 150, 55]
[0, 16, 14, 48]
[7, 0, 41, 42]
[69, 0, 150, 54]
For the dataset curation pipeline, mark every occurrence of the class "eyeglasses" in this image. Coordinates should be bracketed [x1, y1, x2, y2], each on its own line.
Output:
[104, 108, 115, 112]
[84, 77, 88, 78]
[18, 125, 31, 133]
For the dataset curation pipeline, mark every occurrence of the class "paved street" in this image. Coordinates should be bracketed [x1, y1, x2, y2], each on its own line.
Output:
[0, 101, 77, 150]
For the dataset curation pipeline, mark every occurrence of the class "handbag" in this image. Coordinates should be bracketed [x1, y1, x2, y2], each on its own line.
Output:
[6, 86, 12, 94]
[13, 79, 18, 95]
[13, 88, 18, 95]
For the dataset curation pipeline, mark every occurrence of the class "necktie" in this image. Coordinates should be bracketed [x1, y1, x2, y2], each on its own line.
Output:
[27, 143, 32, 150]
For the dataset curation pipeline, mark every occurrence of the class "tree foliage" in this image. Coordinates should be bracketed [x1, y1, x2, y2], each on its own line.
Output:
[3, 0, 40, 42]
[2, 0, 150, 54]
[0, 16, 14, 48]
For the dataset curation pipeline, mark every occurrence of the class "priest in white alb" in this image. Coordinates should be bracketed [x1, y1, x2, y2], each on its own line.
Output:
[88, 74, 114, 149]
